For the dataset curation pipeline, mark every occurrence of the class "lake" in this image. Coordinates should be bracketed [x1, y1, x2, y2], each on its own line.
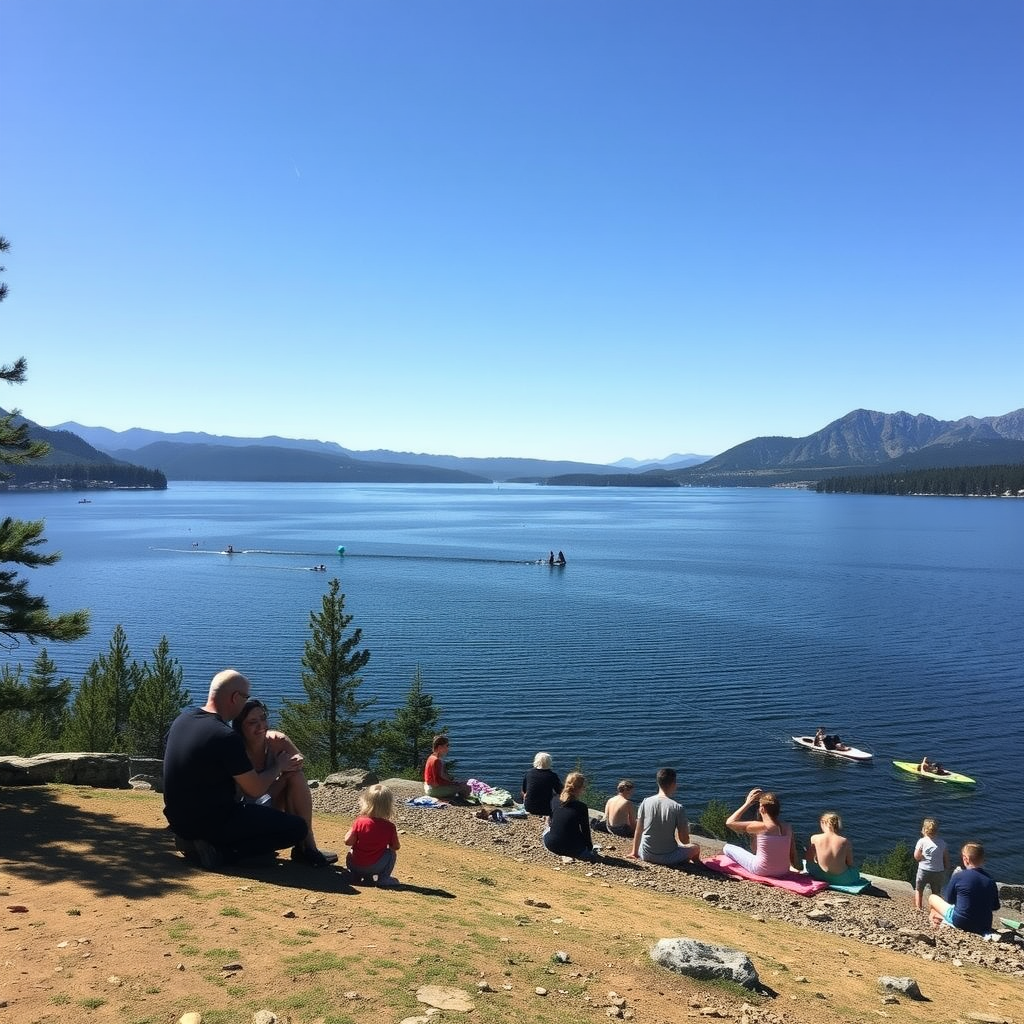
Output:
[5, 482, 1023, 881]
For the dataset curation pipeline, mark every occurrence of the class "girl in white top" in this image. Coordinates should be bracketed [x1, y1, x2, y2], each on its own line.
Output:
[913, 817, 950, 910]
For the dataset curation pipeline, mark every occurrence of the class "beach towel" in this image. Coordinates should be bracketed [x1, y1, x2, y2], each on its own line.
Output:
[405, 796, 449, 808]
[803, 860, 872, 894]
[703, 854, 828, 896]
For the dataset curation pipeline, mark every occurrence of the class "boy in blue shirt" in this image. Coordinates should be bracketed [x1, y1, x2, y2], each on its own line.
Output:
[928, 841, 999, 935]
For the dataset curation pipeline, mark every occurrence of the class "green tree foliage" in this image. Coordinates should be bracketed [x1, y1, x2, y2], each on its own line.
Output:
[1, 240, 90, 650]
[860, 840, 916, 884]
[816, 464, 1024, 497]
[375, 666, 441, 778]
[62, 625, 141, 752]
[0, 649, 72, 755]
[280, 578, 373, 777]
[697, 798, 732, 841]
[126, 637, 190, 757]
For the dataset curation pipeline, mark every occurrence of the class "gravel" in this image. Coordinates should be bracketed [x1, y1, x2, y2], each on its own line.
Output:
[312, 778, 1024, 978]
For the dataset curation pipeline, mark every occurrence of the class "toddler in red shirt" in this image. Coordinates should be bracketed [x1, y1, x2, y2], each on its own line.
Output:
[345, 784, 401, 887]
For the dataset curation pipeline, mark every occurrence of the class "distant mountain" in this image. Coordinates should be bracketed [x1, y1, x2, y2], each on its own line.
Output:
[56, 422, 627, 483]
[53, 423, 352, 458]
[610, 453, 710, 470]
[42, 408, 1024, 489]
[663, 408, 1024, 486]
[1, 410, 166, 489]
[112, 442, 490, 484]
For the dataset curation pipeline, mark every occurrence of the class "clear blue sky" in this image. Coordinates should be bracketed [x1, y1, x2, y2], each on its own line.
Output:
[3, 1, 1022, 463]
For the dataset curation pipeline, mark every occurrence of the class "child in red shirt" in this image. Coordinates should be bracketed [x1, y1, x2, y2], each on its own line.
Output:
[344, 784, 401, 887]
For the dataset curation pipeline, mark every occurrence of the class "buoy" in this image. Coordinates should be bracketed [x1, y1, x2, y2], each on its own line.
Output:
[337, 545, 345, 556]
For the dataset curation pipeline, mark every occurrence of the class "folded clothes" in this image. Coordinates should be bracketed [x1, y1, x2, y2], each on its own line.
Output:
[405, 796, 449, 808]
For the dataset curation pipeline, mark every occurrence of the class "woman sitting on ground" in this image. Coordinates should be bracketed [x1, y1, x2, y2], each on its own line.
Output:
[596, 779, 637, 838]
[542, 771, 598, 861]
[232, 699, 338, 866]
[521, 751, 562, 817]
[805, 811, 854, 879]
[722, 788, 800, 878]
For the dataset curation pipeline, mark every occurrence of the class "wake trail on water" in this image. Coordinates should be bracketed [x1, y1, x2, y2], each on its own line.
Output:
[151, 547, 545, 566]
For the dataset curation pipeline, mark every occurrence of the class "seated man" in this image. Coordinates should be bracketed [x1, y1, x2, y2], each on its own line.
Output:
[595, 779, 637, 838]
[928, 841, 1000, 934]
[628, 767, 700, 866]
[423, 735, 471, 800]
[163, 669, 309, 869]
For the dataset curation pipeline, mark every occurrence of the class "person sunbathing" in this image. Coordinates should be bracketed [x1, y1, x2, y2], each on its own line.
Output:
[805, 811, 854, 877]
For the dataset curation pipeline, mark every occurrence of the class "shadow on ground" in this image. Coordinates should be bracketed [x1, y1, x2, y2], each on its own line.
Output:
[0, 786, 190, 900]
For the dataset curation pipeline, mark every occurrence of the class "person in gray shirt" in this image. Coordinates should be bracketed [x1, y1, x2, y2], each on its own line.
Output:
[628, 767, 701, 866]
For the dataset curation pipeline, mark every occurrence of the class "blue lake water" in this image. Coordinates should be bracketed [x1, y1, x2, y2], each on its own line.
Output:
[5, 482, 1023, 880]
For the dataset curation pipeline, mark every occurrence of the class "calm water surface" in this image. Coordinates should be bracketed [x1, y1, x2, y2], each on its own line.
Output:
[6, 483, 1023, 880]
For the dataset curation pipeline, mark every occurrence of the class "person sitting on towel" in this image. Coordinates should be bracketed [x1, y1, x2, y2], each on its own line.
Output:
[722, 788, 800, 878]
[805, 811, 854, 879]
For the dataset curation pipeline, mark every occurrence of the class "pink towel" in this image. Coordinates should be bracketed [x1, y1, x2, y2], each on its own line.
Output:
[703, 854, 828, 896]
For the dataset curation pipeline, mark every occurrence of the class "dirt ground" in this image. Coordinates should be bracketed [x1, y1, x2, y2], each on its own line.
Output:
[1, 785, 1019, 1024]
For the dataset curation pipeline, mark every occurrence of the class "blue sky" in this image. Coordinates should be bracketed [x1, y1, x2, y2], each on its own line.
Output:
[3, 1, 1021, 463]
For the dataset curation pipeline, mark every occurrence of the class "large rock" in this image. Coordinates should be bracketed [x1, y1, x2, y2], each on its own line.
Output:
[323, 769, 378, 788]
[0, 753, 131, 789]
[650, 938, 760, 990]
[878, 976, 924, 1000]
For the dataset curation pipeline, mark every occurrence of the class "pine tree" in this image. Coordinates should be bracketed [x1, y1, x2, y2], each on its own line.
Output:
[376, 666, 441, 777]
[62, 625, 141, 752]
[127, 636, 190, 757]
[0, 648, 72, 755]
[280, 578, 373, 776]
[1, 239, 90, 649]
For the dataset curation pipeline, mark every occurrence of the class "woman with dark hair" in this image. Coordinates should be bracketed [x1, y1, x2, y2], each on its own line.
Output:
[721, 788, 800, 878]
[232, 699, 337, 866]
[542, 771, 597, 861]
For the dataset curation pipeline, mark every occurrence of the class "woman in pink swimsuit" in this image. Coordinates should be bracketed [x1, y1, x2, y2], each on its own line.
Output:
[722, 788, 800, 878]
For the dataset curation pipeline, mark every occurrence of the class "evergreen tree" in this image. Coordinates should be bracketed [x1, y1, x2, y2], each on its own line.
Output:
[375, 665, 441, 777]
[127, 636, 190, 757]
[0, 649, 72, 755]
[280, 578, 373, 776]
[1, 240, 90, 649]
[62, 625, 141, 752]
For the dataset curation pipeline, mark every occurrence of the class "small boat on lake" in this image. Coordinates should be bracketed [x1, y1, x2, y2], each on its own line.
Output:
[792, 735, 873, 761]
[892, 760, 976, 785]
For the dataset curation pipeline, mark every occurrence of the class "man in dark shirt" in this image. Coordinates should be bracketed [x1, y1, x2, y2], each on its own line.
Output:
[928, 841, 1000, 934]
[163, 669, 308, 869]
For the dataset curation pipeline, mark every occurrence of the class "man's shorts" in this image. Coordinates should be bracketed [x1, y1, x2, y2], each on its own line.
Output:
[943, 905, 956, 926]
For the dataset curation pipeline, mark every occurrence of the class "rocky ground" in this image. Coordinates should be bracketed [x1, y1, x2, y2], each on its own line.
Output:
[313, 778, 1024, 979]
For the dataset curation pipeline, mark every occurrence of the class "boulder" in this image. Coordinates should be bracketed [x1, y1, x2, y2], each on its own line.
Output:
[0, 753, 131, 789]
[877, 976, 924, 1000]
[650, 938, 760, 990]
[323, 769, 378, 788]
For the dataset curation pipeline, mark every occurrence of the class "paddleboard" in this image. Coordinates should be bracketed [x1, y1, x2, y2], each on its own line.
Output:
[892, 760, 976, 785]
[792, 736, 873, 761]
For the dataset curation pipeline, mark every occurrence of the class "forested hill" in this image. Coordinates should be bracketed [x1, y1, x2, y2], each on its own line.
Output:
[816, 464, 1024, 497]
[113, 441, 491, 484]
[1, 410, 166, 490]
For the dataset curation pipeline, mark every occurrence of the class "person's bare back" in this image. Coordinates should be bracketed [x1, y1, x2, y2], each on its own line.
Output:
[807, 827, 852, 875]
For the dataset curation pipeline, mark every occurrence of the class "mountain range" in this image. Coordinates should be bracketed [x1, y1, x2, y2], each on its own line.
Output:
[16, 406, 1024, 487]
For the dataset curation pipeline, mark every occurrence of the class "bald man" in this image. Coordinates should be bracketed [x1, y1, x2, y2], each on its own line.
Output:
[163, 669, 308, 869]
